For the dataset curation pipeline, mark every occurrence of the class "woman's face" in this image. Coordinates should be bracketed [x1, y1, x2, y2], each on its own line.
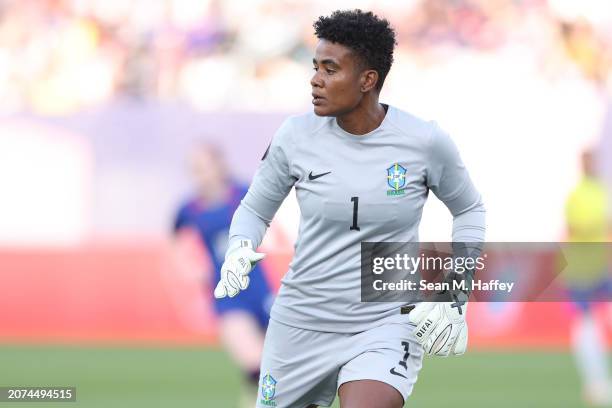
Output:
[189, 146, 227, 194]
[310, 40, 365, 117]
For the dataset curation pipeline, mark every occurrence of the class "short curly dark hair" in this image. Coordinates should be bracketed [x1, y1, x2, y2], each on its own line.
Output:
[313, 9, 396, 91]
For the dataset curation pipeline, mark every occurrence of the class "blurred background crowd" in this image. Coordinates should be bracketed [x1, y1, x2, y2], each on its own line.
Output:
[1, 0, 611, 114]
[1, 0, 612, 242]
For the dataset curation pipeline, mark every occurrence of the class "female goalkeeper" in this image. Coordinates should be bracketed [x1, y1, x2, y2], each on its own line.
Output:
[215, 9, 486, 408]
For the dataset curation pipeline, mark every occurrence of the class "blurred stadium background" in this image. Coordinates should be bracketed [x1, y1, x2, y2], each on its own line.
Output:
[1, 0, 612, 406]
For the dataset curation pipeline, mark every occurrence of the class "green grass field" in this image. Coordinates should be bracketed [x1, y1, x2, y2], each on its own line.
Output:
[0, 345, 589, 407]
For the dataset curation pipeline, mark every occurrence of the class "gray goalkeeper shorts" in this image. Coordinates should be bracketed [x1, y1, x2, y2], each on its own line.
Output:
[256, 314, 424, 408]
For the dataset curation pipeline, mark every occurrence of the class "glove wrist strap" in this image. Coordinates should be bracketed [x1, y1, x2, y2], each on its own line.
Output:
[226, 239, 254, 259]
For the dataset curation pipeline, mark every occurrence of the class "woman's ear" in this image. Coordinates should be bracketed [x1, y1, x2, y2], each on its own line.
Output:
[361, 70, 379, 92]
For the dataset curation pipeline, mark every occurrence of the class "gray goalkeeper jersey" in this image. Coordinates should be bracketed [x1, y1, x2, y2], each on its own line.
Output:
[229, 105, 486, 332]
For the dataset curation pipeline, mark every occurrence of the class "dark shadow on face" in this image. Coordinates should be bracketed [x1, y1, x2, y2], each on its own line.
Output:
[310, 40, 364, 117]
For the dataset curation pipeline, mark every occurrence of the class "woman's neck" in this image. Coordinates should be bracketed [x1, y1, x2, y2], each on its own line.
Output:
[336, 98, 386, 135]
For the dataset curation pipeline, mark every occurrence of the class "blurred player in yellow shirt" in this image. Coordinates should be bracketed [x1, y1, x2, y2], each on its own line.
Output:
[565, 149, 612, 407]
[567, 151, 608, 242]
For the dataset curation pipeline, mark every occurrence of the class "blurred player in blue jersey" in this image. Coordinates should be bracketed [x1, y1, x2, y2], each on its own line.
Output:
[173, 143, 273, 408]
[565, 148, 612, 407]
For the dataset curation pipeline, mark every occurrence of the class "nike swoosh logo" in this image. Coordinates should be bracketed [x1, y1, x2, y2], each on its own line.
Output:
[308, 171, 331, 181]
[389, 368, 407, 379]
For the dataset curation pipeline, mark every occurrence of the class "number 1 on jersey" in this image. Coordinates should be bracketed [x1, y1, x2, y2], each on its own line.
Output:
[350, 196, 360, 231]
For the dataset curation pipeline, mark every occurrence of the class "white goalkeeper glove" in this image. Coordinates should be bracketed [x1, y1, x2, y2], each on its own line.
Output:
[214, 240, 265, 299]
[408, 299, 468, 357]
